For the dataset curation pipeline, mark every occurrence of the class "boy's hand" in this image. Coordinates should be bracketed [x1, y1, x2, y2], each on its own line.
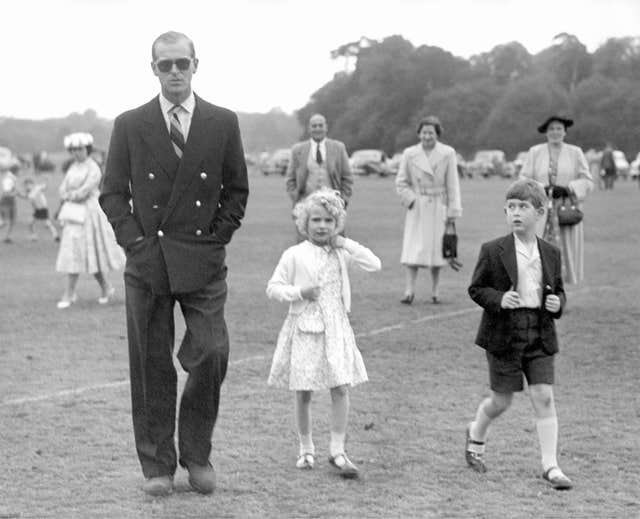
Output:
[501, 290, 521, 309]
[300, 285, 320, 301]
[544, 294, 561, 313]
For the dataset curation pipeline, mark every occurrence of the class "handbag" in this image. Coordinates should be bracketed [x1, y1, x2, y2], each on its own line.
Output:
[57, 201, 87, 224]
[442, 221, 463, 271]
[442, 221, 458, 259]
[557, 194, 583, 227]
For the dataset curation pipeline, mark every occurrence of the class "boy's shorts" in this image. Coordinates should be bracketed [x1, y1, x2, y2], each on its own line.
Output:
[0, 196, 16, 220]
[34, 208, 49, 220]
[486, 309, 554, 393]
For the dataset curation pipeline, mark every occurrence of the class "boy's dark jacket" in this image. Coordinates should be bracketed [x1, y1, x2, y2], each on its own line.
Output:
[468, 234, 565, 356]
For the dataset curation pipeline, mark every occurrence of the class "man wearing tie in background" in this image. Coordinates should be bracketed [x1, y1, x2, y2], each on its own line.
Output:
[100, 31, 249, 496]
[286, 113, 353, 207]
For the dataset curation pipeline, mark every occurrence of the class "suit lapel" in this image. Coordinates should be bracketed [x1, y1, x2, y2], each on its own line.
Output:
[164, 95, 215, 220]
[537, 238, 553, 288]
[297, 141, 311, 193]
[141, 97, 180, 178]
[498, 234, 518, 288]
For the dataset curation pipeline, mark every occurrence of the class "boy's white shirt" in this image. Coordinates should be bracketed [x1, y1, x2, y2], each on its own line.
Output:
[513, 233, 542, 308]
[266, 238, 381, 314]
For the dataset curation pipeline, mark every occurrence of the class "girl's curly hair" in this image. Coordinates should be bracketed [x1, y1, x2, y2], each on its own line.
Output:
[293, 188, 346, 238]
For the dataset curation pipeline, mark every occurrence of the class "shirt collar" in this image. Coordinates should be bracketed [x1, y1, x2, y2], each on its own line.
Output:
[513, 234, 539, 259]
[159, 91, 196, 115]
[311, 138, 326, 149]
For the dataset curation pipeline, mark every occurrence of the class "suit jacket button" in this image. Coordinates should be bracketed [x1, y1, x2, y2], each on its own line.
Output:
[148, 173, 155, 180]
[200, 172, 207, 180]
[157, 230, 164, 237]
[195, 200, 201, 207]
[195, 229, 202, 236]
[152, 204, 159, 210]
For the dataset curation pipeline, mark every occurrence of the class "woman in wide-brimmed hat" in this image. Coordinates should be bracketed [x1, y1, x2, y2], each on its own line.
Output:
[520, 115, 594, 284]
[55, 132, 125, 308]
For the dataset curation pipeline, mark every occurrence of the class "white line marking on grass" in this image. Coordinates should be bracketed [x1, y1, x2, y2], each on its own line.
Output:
[0, 284, 615, 407]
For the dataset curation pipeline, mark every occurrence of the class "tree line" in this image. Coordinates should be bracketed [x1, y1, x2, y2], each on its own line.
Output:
[2, 33, 639, 162]
[297, 34, 640, 159]
[0, 108, 301, 158]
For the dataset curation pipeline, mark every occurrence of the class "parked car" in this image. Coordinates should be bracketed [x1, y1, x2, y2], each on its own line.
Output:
[513, 151, 528, 177]
[387, 152, 403, 175]
[260, 148, 291, 176]
[456, 153, 472, 179]
[629, 152, 640, 180]
[468, 150, 507, 178]
[349, 149, 391, 177]
[613, 150, 629, 179]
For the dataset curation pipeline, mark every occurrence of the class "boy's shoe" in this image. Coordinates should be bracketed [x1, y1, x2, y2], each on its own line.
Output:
[296, 453, 315, 469]
[542, 467, 573, 490]
[465, 425, 487, 473]
[142, 475, 173, 496]
[328, 453, 359, 479]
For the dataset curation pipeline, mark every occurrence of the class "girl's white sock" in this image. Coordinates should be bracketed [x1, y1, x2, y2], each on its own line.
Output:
[298, 433, 314, 456]
[329, 432, 346, 457]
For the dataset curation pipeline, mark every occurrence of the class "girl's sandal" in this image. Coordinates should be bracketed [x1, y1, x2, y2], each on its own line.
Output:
[296, 453, 315, 469]
[328, 453, 359, 479]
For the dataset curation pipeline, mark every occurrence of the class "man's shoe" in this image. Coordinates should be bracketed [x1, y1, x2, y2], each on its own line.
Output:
[142, 475, 173, 496]
[328, 453, 359, 479]
[465, 425, 487, 473]
[186, 462, 216, 494]
[542, 467, 573, 490]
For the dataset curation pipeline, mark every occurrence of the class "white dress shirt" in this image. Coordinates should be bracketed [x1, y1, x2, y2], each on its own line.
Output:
[514, 234, 542, 308]
[158, 91, 195, 141]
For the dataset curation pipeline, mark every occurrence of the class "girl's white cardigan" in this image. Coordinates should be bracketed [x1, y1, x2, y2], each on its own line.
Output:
[266, 238, 381, 314]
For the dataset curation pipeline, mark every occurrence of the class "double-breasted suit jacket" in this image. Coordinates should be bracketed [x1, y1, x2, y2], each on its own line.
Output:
[100, 95, 249, 294]
[468, 234, 565, 356]
[285, 139, 353, 204]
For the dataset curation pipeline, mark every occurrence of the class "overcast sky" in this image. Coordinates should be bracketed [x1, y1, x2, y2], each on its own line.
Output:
[2, 0, 639, 120]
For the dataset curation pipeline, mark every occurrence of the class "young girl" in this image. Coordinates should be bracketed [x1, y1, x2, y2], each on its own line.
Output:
[266, 188, 381, 479]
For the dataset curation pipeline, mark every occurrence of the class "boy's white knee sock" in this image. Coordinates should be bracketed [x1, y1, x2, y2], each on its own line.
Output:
[470, 399, 493, 443]
[536, 416, 558, 470]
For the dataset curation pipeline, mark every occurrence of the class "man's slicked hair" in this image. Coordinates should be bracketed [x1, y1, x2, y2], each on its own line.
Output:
[151, 31, 196, 61]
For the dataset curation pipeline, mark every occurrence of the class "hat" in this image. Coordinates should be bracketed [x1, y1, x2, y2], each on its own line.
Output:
[63, 132, 94, 149]
[537, 115, 573, 134]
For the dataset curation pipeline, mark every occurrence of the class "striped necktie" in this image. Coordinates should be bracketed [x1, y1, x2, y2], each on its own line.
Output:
[169, 105, 185, 158]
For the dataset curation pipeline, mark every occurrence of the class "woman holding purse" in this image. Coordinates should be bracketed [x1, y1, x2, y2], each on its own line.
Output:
[395, 116, 463, 304]
[520, 115, 594, 284]
[55, 133, 125, 308]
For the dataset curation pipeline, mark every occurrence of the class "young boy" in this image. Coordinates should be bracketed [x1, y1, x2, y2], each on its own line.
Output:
[21, 177, 59, 241]
[465, 178, 572, 490]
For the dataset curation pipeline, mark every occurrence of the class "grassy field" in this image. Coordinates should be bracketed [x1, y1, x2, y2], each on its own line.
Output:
[1, 170, 639, 519]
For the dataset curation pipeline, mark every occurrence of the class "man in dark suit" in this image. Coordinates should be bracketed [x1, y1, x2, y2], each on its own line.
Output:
[285, 113, 353, 206]
[100, 31, 248, 496]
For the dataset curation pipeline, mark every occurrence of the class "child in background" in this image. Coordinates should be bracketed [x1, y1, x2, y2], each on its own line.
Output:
[21, 178, 59, 241]
[465, 178, 572, 490]
[0, 169, 18, 243]
[266, 188, 381, 479]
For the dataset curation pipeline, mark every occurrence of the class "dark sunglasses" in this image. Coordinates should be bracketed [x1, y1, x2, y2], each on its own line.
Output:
[154, 58, 192, 73]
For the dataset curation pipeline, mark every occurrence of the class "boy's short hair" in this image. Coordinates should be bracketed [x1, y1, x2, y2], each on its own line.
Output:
[292, 188, 346, 237]
[505, 178, 547, 209]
